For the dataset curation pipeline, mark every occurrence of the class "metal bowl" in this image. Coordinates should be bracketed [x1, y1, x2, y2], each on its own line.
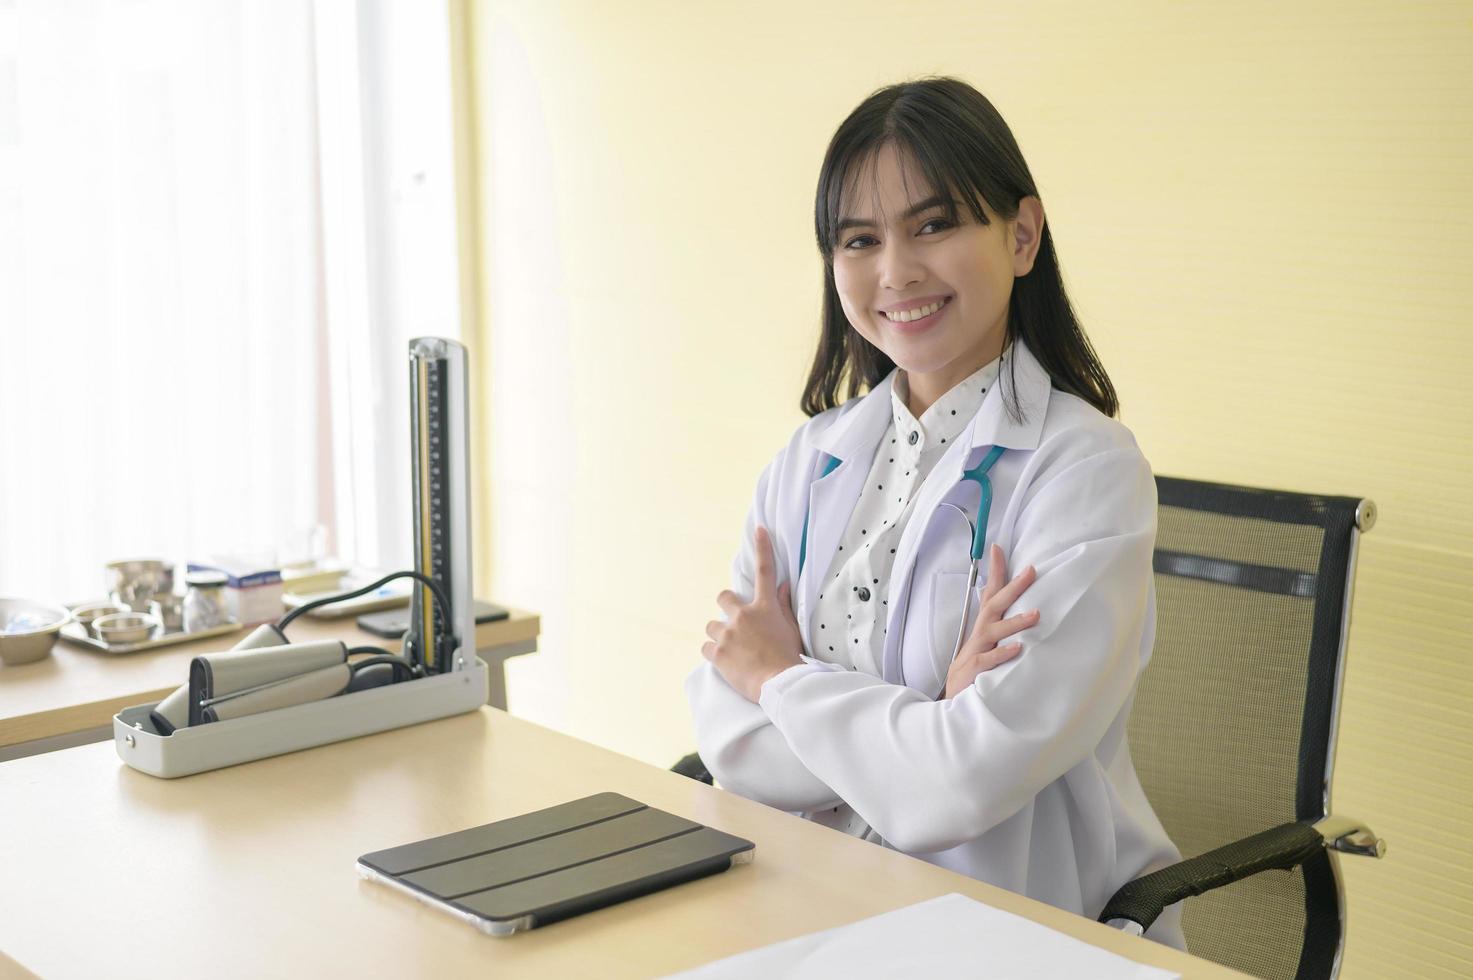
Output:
[71, 600, 130, 638]
[106, 558, 174, 612]
[92, 611, 162, 646]
[0, 598, 71, 666]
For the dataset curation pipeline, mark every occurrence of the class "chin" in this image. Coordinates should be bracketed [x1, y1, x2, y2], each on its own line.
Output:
[878, 340, 958, 376]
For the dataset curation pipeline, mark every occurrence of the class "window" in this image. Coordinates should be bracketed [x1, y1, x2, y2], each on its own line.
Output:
[0, 0, 461, 603]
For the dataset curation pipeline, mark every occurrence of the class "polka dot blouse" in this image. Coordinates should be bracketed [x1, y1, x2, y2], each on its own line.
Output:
[808, 356, 1001, 677]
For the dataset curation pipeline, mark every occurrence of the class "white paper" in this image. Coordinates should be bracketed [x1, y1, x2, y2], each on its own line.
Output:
[664, 893, 1181, 980]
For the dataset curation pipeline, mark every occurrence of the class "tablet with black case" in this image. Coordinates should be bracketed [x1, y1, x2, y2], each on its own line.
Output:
[356, 599, 510, 639]
[356, 792, 755, 935]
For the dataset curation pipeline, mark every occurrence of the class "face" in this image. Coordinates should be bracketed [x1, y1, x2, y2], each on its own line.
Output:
[831, 143, 1041, 403]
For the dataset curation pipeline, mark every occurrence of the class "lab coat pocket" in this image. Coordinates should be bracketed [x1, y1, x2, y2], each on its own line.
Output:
[928, 571, 984, 682]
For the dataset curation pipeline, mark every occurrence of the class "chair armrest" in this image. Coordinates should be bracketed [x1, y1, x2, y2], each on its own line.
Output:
[1100, 815, 1386, 932]
[671, 751, 714, 785]
[1099, 820, 1326, 932]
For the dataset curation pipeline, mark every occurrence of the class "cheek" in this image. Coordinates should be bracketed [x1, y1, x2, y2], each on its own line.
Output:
[950, 242, 1014, 305]
[832, 263, 858, 304]
[832, 265, 874, 334]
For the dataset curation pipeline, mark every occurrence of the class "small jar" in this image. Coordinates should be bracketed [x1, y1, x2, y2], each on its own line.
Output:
[149, 593, 185, 632]
[183, 570, 231, 632]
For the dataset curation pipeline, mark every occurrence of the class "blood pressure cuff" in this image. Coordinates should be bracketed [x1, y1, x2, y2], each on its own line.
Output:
[187, 639, 349, 727]
[199, 662, 352, 724]
[150, 683, 192, 736]
[151, 623, 292, 735]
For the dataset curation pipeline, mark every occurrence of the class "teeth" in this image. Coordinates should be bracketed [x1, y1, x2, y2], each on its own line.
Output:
[885, 300, 944, 323]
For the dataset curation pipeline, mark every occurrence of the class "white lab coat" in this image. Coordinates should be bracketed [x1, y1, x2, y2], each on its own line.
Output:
[685, 339, 1185, 947]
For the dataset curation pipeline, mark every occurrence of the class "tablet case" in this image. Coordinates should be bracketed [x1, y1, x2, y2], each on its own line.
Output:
[356, 792, 755, 935]
[356, 599, 510, 639]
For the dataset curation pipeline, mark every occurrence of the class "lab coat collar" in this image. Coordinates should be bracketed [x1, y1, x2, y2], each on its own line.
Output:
[810, 370, 898, 463]
[963, 338, 1050, 457]
[796, 374, 896, 644]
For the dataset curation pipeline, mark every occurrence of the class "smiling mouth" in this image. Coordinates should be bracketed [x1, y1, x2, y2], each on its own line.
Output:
[880, 296, 951, 331]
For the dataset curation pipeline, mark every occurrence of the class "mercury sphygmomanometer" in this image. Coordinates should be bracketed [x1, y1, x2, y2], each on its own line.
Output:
[148, 338, 476, 736]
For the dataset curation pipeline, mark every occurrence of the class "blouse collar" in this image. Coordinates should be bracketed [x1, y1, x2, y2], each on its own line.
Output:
[889, 355, 1003, 458]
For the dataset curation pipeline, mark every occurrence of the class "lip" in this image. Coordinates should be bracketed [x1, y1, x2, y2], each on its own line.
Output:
[879, 295, 952, 334]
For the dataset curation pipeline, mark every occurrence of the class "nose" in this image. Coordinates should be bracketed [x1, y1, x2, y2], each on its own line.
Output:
[877, 237, 924, 293]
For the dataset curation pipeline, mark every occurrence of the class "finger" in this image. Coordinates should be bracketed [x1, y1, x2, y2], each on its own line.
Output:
[701, 641, 717, 662]
[752, 525, 777, 602]
[955, 641, 1023, 676]
[945, 642, 1023, 699]
[705, 620, 724, 642]
[980, 609, 1040, 645]
[716, 590, 742, 617]
[969, 544, 1010, 641]
[986, 564, 1037, 619]
[980, 542, 1007, 607]
[980, 642, 1023, 669]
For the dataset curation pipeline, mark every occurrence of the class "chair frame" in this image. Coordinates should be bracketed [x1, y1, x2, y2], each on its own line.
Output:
[1100, 478, 1385, 980]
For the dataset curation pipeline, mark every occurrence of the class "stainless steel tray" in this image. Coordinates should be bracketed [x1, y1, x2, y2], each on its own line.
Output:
[59, 619, 245, 655]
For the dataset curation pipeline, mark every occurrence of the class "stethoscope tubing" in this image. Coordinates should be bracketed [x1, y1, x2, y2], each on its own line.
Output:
[941, 504, 981, 677]
[898, 501, 980, 697]
[801, 445, 1006, 698]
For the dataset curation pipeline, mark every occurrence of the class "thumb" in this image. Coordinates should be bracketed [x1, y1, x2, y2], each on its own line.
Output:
[777, 581, 799, 625]
[752, 525, 777, 602]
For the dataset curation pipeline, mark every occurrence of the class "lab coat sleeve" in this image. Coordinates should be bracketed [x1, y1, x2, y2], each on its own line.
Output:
[756, 447, 1156, 854]
[684, 455, 845, 813]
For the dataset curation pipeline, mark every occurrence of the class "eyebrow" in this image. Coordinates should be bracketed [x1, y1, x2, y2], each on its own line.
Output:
[835, 195, 954, 233]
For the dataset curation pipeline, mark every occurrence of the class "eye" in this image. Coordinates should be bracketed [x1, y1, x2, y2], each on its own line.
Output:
[918, 217, 954, 235]
[842, 234, 879, 250]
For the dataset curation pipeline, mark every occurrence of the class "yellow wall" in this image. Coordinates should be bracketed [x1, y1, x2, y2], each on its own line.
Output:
[460, 2, 1473, 975]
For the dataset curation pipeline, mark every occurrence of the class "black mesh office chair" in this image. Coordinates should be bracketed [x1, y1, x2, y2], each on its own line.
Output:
[1099, 477, 1385, 979]
[676, 476, 1386, 979]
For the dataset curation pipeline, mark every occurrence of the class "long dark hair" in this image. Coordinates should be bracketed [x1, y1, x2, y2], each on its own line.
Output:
[802, 77, 1118, 421]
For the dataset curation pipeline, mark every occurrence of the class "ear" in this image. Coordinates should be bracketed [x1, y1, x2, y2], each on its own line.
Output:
[1010, 196, 1045, 277]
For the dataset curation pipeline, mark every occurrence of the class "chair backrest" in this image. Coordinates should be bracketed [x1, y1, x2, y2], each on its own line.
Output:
[1128, 477, 1369, 980]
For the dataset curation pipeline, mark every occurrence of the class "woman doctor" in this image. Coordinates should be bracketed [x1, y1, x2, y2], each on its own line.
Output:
[686, 77, 1184, 946]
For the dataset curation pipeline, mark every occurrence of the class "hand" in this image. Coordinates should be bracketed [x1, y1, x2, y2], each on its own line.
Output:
[702, 526, 804, 702]
[942, 543, 1039, 699]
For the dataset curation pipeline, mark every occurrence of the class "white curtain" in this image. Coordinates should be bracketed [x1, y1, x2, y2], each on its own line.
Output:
[0, 0, 461, 604]
[315, 0, 465, 585]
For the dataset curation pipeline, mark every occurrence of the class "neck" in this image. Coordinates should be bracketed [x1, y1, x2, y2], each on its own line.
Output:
[904, 332, 1007, 418]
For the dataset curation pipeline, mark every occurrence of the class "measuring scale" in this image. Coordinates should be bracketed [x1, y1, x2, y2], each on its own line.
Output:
[408, 337, 476, 675]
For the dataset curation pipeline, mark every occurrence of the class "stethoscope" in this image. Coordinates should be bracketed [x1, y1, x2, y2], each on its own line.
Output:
[800, 443, 1007, 694]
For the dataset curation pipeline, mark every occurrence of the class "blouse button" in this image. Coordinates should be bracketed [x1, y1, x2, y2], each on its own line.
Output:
[907, 431, 919, 445]
[857, 587, 872, 601]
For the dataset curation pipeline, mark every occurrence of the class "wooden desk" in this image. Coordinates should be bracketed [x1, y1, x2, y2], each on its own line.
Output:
[0, 610, 540, 758]
[0, 709, 1246, 979]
